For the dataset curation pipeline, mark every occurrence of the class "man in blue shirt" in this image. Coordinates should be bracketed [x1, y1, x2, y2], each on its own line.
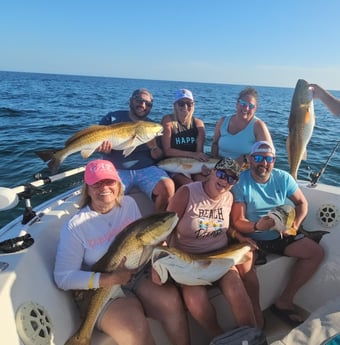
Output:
[231, 141, 324, 327]
[97, 88, 174, 212]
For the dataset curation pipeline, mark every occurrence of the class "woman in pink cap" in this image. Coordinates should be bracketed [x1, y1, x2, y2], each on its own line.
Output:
[54, 159, 190, 345]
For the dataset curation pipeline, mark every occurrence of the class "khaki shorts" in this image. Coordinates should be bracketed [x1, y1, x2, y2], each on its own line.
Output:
[71, 263, 151, 331]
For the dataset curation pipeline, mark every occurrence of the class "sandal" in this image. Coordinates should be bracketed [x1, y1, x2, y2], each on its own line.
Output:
[270, 304, 304, 328]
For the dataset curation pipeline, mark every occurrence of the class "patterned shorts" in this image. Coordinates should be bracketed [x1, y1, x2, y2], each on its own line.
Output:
[118, 166, 170, 199]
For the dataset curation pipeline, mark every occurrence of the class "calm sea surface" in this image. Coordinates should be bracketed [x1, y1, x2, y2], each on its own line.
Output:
[1, 71, 339, 228]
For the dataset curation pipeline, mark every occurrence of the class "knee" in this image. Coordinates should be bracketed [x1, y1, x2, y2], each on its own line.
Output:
[315, 243, 325, 263]
[154, 178, 175, 198]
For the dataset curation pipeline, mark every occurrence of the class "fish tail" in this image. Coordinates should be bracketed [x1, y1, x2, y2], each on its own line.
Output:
[35, 150, 62, 174]
[64, 332, 91, 345]
[35, 150, 56, 162]
[47, 157, 62, 174]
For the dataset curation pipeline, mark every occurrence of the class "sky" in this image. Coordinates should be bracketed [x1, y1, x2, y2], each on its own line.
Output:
[1, 0, 340, 90]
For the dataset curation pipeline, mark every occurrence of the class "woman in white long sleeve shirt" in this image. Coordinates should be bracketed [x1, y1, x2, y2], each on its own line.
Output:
[54, 159, 189, 345]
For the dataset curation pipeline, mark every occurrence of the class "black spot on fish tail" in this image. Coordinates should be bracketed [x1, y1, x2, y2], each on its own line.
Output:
[35, 150, 61, 173]
[35, 149, 56, 162]
[298, 226, 330, 243]
[47, 157, 61, 174]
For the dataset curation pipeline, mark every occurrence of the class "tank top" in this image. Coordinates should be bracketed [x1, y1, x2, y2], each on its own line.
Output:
[170, 117, 198, 152]
[218, 115, 258, 159]
[169, 181, 231, 254]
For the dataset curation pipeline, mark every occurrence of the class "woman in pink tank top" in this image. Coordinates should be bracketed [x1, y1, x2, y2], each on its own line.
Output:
[166, 157, 264, 339]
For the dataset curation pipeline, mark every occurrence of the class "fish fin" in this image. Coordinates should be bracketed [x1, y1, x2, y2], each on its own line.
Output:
[284, 227, 298, 236]
[302, 150, 307, 161]
[122, 146, 137, 157]
[35, 149, 56, 162]
[35, 150, 62, 174]
[286, 137, 291, 165]
[80, 148, 96, 159]
[122, 160, 139, 169]
[65, 125, 105, 146]
[47, 157, 62, 174]
[138, 246, 154, 267]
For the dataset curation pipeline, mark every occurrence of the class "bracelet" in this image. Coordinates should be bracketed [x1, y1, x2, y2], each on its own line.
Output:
[254, 222, 258, 231]
[231, 230, 237, 239]
[88, 272, 96, 289]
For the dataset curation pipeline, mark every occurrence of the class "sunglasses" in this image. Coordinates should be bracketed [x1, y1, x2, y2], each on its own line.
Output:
[252, 155, 276, 164]
[133, 96, 153, 108]
[177, 101, 194, 108]
[238, 99, 256, 110]
[215, 170, 239, 185]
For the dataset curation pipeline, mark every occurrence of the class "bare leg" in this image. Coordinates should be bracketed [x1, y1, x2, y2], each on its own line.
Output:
[181, 284, 222, 338]
[218, 268, 257, 328]
[276, 238, 324, 309]
[152, 178, 175, 212]
[237, 253, 264, 329]
[136, 276, 190, 345]
[100, 296, 155, 345]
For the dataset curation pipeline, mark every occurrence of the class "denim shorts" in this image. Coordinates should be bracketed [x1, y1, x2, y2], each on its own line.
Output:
[118, 166, 170, 199]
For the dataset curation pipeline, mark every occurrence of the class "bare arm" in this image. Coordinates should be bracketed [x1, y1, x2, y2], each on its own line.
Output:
[288, 188, 308, 229]
[254, 119, 273, 144]
[161, 115, 208, 161]
[310, 83, 340, 116]
[166, 185, 189, 220]
[211, 117, 224, 157]
[231, 202, 275, 233]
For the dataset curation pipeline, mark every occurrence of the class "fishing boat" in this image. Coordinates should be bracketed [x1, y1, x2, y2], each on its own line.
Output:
[0, 161, 339, 345]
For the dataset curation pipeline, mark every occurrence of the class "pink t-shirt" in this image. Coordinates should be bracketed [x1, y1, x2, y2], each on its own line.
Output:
[169, 182, 232, 254]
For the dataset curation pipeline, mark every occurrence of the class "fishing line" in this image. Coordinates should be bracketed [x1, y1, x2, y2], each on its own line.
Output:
[310, 140, 340, 186]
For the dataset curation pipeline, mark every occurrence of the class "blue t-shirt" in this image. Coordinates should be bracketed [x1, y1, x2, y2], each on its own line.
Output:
[232, 168, 298, 240]
[99, 110, 157, 170]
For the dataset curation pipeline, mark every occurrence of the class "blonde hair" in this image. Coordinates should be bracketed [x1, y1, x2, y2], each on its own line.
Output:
[172, 103, 195, 129]
[77, 181, 124, 209]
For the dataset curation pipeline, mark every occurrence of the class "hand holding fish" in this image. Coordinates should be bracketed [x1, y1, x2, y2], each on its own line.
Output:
[96, 140, 112, 154]
[99, 256, 138, 288]
[255, 216, 275, 232]
[193, 151, 210, 162]
[234, 234, 259, 251]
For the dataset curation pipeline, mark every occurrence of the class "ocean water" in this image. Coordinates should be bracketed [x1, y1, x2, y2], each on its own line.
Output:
[1, 71, 339, 228]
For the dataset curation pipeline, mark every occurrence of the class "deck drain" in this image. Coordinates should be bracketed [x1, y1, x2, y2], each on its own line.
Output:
[318, 204, 339, 228]
[16, 301, 53, 345]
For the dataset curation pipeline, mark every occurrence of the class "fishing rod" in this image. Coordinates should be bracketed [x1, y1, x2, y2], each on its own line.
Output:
[0, 166, 85, 224]
[309, 140, 340, 186]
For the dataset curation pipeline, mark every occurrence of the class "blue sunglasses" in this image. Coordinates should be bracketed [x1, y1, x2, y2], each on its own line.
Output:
[238, 99, 256, 110]
[252, 155, 275, 164]
[215, 170, 239, 185]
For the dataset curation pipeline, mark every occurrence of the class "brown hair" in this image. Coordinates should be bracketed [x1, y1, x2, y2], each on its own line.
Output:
[237, 87, 258, 103]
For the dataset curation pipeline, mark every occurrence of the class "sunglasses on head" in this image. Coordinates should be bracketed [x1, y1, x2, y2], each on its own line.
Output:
[177, 100, 194, 108]
[238, 99, 256, 110]
[133, 96, 153, 108]
[252, 155, 275, 164]
[215, 170, 239, 185]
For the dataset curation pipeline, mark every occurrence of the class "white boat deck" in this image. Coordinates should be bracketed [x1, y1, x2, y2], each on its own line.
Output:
[0, 181, 340, 344]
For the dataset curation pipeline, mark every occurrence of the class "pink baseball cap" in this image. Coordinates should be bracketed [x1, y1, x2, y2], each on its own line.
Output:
[84, 159, 121, 185]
